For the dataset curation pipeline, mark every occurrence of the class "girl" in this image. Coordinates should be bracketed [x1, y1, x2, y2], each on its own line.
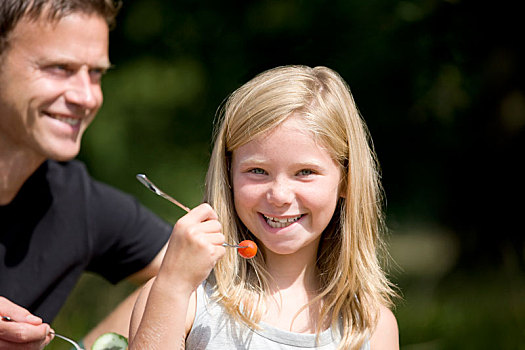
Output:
[129, 66, 398, 349]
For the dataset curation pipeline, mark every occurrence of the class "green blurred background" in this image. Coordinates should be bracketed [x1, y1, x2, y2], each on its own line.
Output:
[47, 0, 524, 349]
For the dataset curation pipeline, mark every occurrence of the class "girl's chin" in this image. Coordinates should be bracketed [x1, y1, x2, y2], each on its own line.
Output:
[259, 241, 301, 256]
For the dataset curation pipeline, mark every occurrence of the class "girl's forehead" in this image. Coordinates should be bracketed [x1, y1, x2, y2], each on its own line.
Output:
[249, 117, 314, 148]
[232, 118, 337, 166]
[229, 113, 338, 162]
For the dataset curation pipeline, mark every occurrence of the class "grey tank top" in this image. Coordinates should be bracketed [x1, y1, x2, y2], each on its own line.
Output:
[186, 281, 370, 350]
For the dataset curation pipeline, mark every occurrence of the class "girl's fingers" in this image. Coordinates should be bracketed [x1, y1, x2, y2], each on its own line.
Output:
[159, 203, 226, 289]
[172, 203, 223, 248]
[191, 219, 222, 236]
[186, 203, 218, 221]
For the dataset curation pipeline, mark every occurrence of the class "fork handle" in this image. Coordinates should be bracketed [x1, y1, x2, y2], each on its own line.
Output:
[50, 331, 84, 350]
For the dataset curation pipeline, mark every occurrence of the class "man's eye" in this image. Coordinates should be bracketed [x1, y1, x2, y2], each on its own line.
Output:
[45, 65, 72, 76]
[89, 69, 106, 82]
[249, 168, 266, 175]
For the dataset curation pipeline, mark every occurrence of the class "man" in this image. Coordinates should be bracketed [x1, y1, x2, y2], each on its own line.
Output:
[0, 1, 172, 349]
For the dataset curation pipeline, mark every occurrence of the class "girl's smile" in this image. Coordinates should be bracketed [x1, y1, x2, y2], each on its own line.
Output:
[231, 114, 343, 256]
[261, 213, 305, 229]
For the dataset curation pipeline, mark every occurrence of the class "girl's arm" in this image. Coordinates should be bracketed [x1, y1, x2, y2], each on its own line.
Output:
[128, 203, 225, 349]
[370, 305, 399, 350]
[129, 276, 196, 349]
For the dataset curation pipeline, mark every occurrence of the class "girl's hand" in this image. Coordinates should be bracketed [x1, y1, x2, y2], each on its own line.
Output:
[157, 203, 225, 293]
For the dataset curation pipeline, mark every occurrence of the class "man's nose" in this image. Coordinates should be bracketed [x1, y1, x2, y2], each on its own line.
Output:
[64, 68, 100, 110]
[266, 177, 294, 206]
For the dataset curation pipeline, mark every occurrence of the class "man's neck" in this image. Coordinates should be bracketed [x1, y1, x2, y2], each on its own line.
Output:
[0, 146, 45, 205]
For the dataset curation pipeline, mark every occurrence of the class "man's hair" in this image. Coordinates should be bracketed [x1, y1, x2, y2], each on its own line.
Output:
[0, 0, 122, 54]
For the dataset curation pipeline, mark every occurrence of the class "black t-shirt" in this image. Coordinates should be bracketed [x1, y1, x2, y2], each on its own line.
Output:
[0, 160, 171, 322]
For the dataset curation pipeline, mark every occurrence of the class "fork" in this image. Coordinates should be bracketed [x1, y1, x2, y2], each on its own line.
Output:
[136, 173, 246, 248]
[49, 331, 84, 350]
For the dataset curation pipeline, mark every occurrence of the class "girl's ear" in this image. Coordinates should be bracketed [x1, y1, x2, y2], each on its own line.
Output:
[338, 162, 348, 198]
[338, 179, 347, 198]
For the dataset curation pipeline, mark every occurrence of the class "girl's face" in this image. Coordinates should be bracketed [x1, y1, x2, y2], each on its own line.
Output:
[231, 115, 342, 257]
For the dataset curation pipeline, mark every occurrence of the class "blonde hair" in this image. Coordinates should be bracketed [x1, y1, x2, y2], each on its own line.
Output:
[204, 65, 395, 349]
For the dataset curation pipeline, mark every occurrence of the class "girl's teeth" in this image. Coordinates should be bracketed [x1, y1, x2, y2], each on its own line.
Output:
[263, 214, 302, 228]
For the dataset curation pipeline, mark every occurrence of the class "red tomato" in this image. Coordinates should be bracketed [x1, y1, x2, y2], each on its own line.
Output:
[238, 240, 257, 259]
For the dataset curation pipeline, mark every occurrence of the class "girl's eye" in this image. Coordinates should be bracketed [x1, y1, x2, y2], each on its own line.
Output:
[297, 169, 315, 176]
[249, 168, 266, 175]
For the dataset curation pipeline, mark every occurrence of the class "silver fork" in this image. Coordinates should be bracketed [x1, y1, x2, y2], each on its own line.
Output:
[1, 316, 84, 350]
[136, 173, 246, 249]
[136, 173, 190, 212]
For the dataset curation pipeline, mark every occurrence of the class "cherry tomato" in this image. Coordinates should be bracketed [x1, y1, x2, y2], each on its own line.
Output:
[238, 240, 257, 259]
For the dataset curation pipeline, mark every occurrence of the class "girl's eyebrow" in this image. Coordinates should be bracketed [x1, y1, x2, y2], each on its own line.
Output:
[238, 157, 327, 170]
[237, 157, 266, 165]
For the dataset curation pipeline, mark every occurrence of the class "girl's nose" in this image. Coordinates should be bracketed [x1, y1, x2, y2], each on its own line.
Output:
[266, 178, 293, 206]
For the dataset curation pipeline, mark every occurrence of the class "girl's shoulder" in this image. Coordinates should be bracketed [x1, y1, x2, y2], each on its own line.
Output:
[369, 305, 399, 350]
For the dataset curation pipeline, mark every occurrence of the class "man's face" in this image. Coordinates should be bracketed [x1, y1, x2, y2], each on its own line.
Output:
[0, 12, 110, 162]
